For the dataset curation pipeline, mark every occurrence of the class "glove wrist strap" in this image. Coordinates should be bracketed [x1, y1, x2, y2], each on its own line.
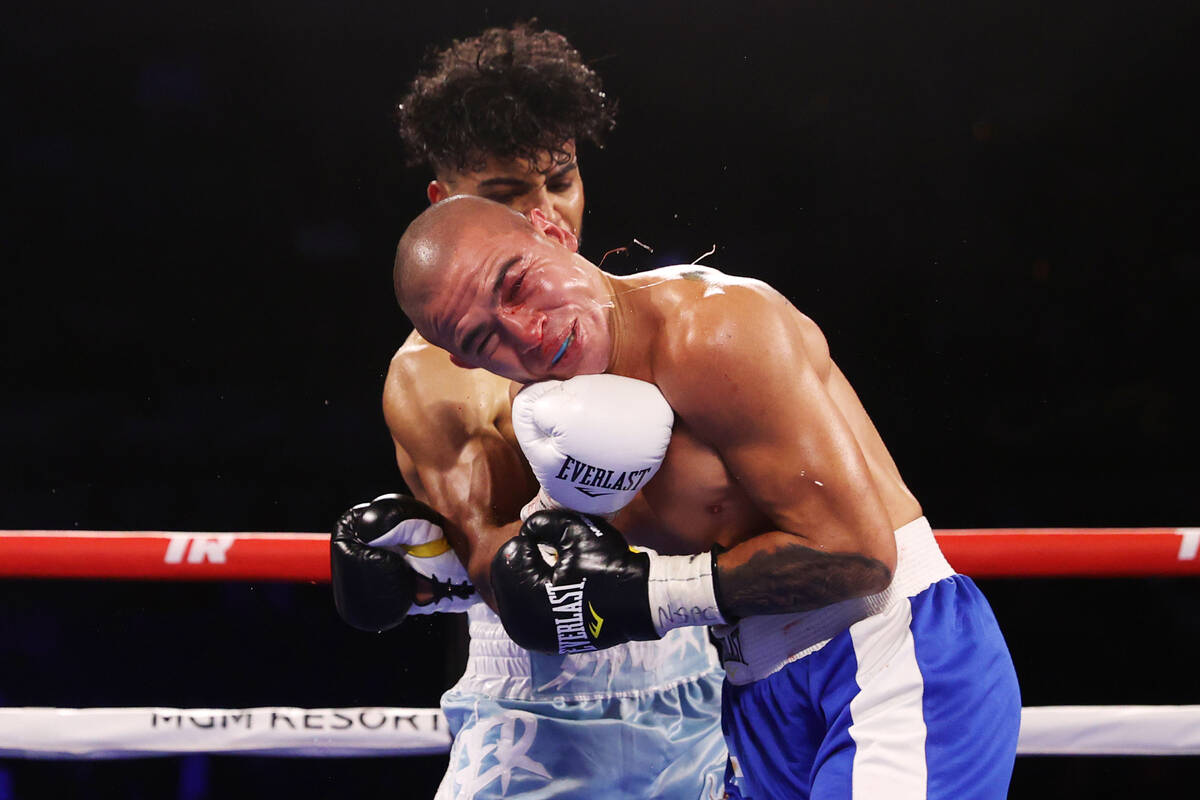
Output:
[520, 489, 562, 522]
[646, 552, 726, 636]
[521, 489, 618, 523]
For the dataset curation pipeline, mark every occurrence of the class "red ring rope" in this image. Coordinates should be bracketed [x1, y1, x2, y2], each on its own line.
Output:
[0, 531, 329, 581]
[0, 528, 1196, 581]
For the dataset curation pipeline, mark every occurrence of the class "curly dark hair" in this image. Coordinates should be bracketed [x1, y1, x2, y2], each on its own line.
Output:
[396, 22, 617, 175]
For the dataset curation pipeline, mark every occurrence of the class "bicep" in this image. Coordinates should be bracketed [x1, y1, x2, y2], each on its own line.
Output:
[665, 309, 893, 561]
[723, 363, 886, 548]
[407, 429, 532, 535]
[384, 381, 536, 586]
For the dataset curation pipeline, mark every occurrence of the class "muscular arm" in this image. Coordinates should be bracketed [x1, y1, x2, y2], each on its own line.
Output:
[384, 338, 535, 607]
[658, 289, 898, 618]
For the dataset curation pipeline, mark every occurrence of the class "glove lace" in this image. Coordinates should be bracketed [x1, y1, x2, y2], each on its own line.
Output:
[430, 576, 476, 602]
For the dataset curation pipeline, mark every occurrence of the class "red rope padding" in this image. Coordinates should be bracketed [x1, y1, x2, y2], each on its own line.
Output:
[0, 532, 331, 582]
[0, 528, 1197, 581]
[938, 528, 1199, 577]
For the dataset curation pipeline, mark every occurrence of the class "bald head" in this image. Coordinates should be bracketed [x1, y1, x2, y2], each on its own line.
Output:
[391, 194, 604, 381]
[393, 195, 531, 315]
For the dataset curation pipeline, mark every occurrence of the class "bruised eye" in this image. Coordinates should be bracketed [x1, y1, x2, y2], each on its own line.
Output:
[478, 332, 498, 357]
[547, 180, 572, 194]
[506, 271, 526, 301]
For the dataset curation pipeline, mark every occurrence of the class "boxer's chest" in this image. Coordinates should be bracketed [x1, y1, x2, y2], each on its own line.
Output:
[641, 420, 770, 552]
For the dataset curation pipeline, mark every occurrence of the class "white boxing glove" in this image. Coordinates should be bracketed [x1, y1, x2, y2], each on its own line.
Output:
[512, 374, 674, 518]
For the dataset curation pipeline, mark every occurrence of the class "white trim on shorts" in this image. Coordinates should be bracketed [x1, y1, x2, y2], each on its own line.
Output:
[847, 597, 928, 798]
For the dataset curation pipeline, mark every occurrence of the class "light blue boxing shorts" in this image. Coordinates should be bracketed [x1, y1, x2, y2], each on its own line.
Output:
[715, 517, 1020, 800]
[435, 604, 727, 800]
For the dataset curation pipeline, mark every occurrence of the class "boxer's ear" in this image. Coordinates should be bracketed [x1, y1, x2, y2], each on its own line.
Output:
[427, 180, 450, 205]
[529, 208, 579, 253]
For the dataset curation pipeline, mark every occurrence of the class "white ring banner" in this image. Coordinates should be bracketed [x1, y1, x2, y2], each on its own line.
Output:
[0, 707, 451, 759]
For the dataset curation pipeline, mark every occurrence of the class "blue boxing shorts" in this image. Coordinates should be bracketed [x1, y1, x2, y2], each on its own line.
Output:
[435, 604, 727, 800]
[714, 517, 1020, 800]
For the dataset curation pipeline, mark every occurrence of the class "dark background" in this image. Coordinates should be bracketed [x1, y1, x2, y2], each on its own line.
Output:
[3, 0, 1198, 796]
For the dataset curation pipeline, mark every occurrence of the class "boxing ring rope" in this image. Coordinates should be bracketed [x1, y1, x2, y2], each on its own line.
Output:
[3, 527, 1198, 759]
[2, 705, 1199, 759]
[3, 527, 1198, 580]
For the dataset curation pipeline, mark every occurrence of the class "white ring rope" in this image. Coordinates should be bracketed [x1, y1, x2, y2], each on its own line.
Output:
[1018, 705, 1200, 756]
[1, 705, 1197, 759]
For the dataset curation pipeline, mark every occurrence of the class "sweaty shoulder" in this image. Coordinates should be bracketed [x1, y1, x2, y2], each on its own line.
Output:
[645, 266, 832, 405]
[384, 331, 513, 453]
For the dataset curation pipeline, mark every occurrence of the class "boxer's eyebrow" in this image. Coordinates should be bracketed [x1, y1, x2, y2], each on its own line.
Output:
[478, 160, 576, 189]
[547, 161, 577, 180]
[478, 177, 531, 191]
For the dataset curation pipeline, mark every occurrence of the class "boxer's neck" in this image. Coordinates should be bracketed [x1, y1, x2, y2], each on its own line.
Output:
[602, 273, 658, 381]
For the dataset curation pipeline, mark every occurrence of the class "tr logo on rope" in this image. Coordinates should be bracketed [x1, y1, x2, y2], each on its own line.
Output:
[164, 534, 236, 564]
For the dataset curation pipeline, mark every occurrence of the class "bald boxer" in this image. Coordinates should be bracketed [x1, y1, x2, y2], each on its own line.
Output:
[332, 24, 726, 800]
[394, 196, 1022, 800]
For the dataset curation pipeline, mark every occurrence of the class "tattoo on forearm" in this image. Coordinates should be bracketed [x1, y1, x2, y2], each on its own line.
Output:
[716, 543, 892, 617]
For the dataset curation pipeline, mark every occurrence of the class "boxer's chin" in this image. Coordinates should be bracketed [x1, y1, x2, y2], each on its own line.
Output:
[566, 318, 610, 377]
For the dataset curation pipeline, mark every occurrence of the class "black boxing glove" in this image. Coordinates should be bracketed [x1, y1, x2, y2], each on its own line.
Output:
[331, 494, 476, 632]
[490, 510, 727, 654]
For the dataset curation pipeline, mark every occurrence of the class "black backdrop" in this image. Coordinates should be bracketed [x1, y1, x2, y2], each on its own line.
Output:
[2, 1, 1198, 797]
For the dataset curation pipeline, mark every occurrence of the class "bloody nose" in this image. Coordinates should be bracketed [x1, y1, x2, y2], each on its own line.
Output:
[499, 306, 545, 346]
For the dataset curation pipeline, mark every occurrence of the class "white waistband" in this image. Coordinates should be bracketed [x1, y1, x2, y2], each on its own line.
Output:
[712, 516, 954, 685]
[454, 604, 721, 701]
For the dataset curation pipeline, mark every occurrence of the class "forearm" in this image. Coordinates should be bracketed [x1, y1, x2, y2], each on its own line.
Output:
[399, 439, 535, 611]
[714, 530, 893, 618]
[460, 519, 523, 609]
[399, 480, 521, 609]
